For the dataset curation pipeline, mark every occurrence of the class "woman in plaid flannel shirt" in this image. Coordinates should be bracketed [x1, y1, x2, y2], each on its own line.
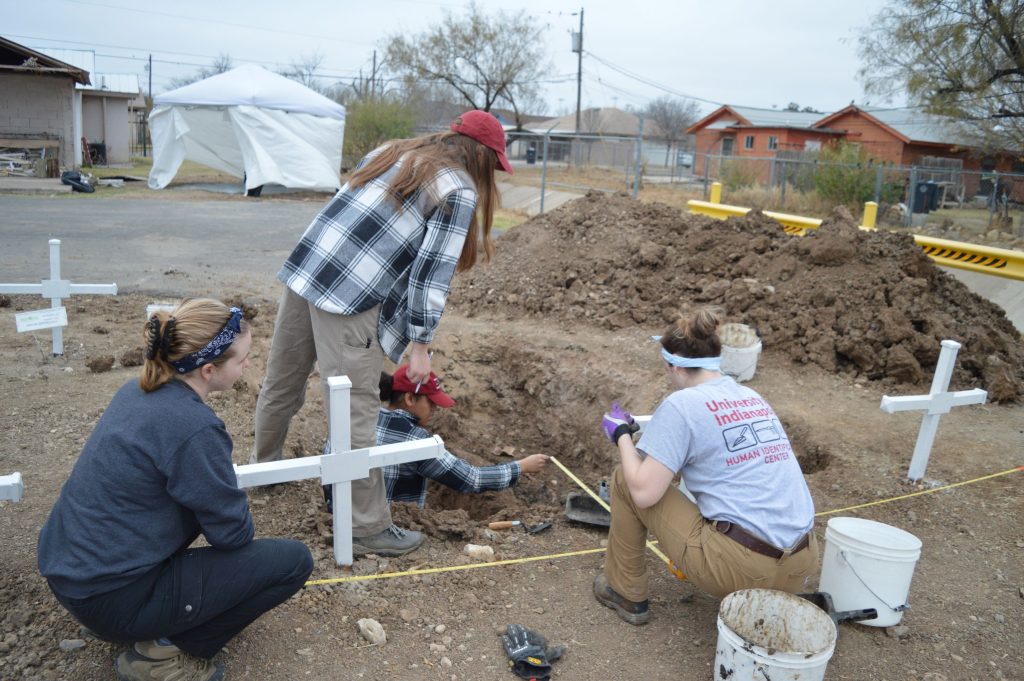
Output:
[252, 110, 513, 557]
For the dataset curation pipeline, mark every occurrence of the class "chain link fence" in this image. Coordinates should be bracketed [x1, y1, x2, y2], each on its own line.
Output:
[694, 154, 1024, 239]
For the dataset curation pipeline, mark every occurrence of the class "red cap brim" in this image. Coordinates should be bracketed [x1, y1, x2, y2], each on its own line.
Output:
[426, 391, 455, 408]
[496, 151, 514, 174]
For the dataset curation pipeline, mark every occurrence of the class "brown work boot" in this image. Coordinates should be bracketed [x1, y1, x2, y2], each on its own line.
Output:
[115, 639, 224, 681]
[593, 573, 651, 625]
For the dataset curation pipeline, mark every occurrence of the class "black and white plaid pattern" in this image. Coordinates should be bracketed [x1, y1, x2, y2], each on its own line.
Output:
[278, 153, 477, 362]
[378, 408, 520, 507]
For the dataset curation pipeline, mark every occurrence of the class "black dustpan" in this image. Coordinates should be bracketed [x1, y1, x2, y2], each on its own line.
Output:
[564, 491, 611, 527]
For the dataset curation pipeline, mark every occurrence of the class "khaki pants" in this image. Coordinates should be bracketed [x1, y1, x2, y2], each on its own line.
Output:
[604, 466, 819, 602]
[252, 287, 390, 536]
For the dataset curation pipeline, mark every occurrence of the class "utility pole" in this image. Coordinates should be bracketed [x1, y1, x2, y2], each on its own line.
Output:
[572, 7, 583, 134]
[144, 53, 152, 157]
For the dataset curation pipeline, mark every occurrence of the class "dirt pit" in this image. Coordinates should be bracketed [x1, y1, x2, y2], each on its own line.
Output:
[1, 193, 1022, 681]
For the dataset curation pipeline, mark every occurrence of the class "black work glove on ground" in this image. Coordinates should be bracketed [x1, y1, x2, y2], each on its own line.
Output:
[501, 623, 567, 680]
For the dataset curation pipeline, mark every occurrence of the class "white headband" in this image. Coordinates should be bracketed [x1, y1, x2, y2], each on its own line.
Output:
[651, 335, 723, 371]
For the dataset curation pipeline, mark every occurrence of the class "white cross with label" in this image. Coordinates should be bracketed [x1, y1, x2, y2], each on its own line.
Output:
[880, 340, 988, 481]
[234, 376, 443, 566]
[0, 473, 24, 502]
[0, 239, 117, 355]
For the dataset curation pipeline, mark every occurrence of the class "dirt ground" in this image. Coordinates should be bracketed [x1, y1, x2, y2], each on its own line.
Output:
[1, 192, 1022, 681]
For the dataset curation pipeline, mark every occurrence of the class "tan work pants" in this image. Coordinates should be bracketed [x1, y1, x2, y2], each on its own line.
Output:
[252, 287, 390, 536]
[603, 466, 819, 602]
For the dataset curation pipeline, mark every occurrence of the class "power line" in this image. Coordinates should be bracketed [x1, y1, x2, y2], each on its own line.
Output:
[50, 0, 375, 47]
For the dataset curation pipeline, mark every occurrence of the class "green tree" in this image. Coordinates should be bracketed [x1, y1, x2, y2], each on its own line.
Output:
[382, 1, 551, 127]
[858, 1, 1024, 150]
[814, 142, 878, 206]
[342, 99, 416, 168]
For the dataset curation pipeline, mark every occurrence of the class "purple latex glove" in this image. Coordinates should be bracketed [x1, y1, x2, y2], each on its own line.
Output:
[601, 401, 639, 443]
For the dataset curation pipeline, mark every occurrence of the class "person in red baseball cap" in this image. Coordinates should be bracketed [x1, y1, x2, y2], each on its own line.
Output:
[324, 365, 548, 513]
[255, 109, 514, 557]
[450, 110, 514, 174]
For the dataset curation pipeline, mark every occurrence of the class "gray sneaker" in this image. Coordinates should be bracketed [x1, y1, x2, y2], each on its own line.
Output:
[353, 524, 425, 557]
[115, 640, 224, 681]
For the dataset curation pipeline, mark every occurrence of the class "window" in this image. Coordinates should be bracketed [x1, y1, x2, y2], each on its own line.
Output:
[768, 136, 778, 151]
[744, 135, 754, 150]
[805, 140, 822, 151]
[722, 137, 735, 156]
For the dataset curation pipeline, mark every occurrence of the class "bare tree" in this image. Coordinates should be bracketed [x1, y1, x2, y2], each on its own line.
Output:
[279, 52, 327, 94]
[167, 53, 233, 89]
[644, 96, 701, 163]
[382, 1, 552, 118]
[859, 0, 1024, 150]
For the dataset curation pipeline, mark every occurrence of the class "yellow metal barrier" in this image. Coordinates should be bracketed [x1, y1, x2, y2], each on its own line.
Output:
[913, 235, 1024, 280]
[692, 184, 1024, 281]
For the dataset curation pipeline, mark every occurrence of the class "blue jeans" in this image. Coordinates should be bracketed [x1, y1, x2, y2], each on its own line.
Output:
[50, 538, 313, 659]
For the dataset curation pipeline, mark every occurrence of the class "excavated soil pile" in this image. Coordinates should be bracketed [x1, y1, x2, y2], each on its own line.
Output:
[451, 192, 1024, 401]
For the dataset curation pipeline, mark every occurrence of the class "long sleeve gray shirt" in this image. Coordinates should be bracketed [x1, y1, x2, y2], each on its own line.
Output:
[38, 379, 253, 599]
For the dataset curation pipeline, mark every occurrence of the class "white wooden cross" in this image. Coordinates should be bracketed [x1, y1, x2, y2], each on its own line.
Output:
[0, 239, 117, 355]
[880, 340, 988, 481]
[234, 376, 443, 566]
[0, 472, 24, 502]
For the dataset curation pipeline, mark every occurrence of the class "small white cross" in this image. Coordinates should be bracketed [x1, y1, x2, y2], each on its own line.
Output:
[0, 473, 24, 502]
[234, 376, 443, 565]
[0, 239, 117, 355]
[880, 340, 988, 481]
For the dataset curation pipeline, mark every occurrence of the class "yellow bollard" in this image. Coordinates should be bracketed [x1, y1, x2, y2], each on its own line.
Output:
[710, 181, 722, 204]
[862, 201, 878, 230]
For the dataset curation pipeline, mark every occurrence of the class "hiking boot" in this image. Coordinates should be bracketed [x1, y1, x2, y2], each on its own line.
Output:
[115, 640, 224, 681]
[352, 524, 425, 557]
[593, 573, 651, 625]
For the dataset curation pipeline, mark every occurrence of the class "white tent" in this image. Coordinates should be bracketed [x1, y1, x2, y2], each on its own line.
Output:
[148, 64, 345, 192]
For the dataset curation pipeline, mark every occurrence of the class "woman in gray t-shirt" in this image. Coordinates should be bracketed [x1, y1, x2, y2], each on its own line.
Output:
[593, 308, 819, 626]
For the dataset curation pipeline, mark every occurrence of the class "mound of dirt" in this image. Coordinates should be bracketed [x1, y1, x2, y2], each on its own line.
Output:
[451, 192, 1024, 401]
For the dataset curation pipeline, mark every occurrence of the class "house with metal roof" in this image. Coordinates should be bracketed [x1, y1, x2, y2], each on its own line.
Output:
[35, 47, 142, 165]
[688, 103, 1022, 200]
[0, 36, 90, 170]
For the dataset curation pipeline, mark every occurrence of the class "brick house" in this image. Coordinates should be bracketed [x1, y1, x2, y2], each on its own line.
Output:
[688, 104, 1022, 199]
[0, 36, 90, 170]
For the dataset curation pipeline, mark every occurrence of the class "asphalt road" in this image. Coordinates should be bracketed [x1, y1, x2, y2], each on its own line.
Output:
[2, 195, 1021, 331]
[0, 197, 325, 300]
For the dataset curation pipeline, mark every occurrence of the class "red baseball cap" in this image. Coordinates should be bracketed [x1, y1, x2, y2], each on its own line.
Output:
[450, 110, 514, 174]
[392, 364, 455, 408]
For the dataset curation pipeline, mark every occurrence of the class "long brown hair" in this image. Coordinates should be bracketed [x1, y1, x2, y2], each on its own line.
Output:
[348, 131, 498, 272]
[140, 298, 249, 393]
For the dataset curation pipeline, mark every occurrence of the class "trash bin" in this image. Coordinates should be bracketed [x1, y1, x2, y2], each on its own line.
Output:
[929, 183, 943, 211]
[912, 181, 937, 213]
[526, 145, 536, 165]
[87, 142, 107, 166]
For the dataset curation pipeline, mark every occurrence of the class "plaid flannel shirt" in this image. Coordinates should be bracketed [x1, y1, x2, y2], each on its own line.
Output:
[378, 408, 520, 508]
[278, 151, 477, 363]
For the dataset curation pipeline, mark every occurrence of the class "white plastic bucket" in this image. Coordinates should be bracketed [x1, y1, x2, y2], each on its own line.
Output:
[715, 589, 836, 681]
[719, 323, 762, 382]
[818, 517, 922, 627]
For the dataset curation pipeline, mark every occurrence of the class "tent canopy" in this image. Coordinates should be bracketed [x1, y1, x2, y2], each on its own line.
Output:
[148, 64, 345, 191]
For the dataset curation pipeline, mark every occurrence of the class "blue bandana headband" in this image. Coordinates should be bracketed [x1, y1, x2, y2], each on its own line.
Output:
[651, 335, 723, 371]
[171, 307, 243, 374]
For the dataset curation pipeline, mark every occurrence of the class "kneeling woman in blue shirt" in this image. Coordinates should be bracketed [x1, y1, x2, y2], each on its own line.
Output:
[38, 299, 313, 681]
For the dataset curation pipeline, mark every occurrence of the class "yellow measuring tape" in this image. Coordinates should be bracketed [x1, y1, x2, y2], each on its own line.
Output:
[304, 463, 1022, 587]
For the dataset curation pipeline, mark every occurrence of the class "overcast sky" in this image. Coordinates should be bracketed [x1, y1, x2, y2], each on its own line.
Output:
[7, 0, 904, 117]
